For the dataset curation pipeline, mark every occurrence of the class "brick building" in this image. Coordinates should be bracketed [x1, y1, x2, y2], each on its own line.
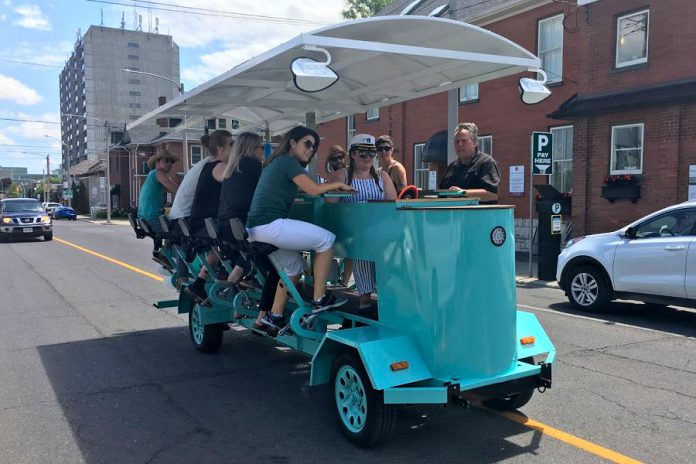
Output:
[317, 0, 696, 243]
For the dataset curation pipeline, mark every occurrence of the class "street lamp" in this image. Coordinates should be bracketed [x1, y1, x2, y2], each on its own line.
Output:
[120, 68, 191, 173]
[44, 135, 73, 206]
[60, 113, 113, 224]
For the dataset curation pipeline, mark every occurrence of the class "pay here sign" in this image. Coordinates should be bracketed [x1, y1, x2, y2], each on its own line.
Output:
[532, 132, 553, 175]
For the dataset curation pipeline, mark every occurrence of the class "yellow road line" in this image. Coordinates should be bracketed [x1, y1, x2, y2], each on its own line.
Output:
[55, 237, 164, 282]
[54, 237, 643, 463]
[500, 410, 643, 464]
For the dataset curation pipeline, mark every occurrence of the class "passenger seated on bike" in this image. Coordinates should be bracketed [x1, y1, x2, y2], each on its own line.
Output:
[183, 130, 233, 303]
[137, 148, 180, 264]
[218, 131, 279, 328]
[245, 125, 354, 332]
[327, 134, 397, 311]
[167, 131, 216, 285]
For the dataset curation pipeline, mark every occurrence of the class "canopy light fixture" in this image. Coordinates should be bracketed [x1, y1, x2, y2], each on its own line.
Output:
[291, 45, 338, 93]
[519, 69, 551, 105]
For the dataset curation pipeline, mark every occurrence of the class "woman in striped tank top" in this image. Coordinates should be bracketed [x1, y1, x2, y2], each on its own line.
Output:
[327, 134, 397, 310]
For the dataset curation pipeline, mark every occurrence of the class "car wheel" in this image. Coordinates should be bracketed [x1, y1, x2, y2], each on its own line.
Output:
[188, 304, 223, 353]
[567, 265, 611, 312]
[483, 388, 535, 411]
[43, 232, 53, 241]
[331, 352, 397, 447]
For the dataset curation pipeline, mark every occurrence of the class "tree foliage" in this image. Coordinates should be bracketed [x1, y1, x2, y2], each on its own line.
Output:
[342, 0, 391, 19]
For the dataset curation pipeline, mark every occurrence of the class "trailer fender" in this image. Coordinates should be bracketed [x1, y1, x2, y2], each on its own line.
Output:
[310, 326, 432, 389]
[516, 311, 556, 364]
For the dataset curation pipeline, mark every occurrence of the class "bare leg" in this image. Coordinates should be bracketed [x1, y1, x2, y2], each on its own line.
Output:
[271, 274, 301, 317]
[313, 248, 334, 301]
[226, 265, 244, 283]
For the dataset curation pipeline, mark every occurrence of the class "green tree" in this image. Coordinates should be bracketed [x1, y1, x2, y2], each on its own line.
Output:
[342, 0, 390, 19]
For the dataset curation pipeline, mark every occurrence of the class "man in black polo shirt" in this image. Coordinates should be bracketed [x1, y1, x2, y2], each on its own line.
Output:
[439, 122, 500, 204]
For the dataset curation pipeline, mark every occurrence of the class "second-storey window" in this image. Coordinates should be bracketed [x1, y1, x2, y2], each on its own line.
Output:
[366, 106, 379, 121]
[616, 9, 649, 68]
[191, 145, 202, 165]
[538, 14, 563, 83]
[459, 83, 479, 103]
[611, 123, 643, 174]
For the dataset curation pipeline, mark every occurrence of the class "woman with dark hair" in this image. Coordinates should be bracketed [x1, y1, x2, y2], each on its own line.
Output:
[327, 133, 397, 310]
[246, 125, 354, 333]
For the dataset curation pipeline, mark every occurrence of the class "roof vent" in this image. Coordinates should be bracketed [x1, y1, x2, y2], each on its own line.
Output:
[429, 5, 449, 17]
[400, 0, 427, 15]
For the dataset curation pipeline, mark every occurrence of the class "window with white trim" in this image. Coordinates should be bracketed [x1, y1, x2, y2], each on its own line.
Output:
[347, 114, 356, 146]
[550, 125, 573, 193]
[616, 10, 649, 68]
[611, 123, 643, 174]
[366, 106, 379, 121]
[459, 83, 479, 103]
[538, 14, 563, 84]
[413, 143, 428, 189]
[477, 135, 492, 157]
[190, 145, 202, 165]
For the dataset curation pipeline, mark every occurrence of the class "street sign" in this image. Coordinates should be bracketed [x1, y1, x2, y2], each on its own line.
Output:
[63, 190, 73, 199]
[532, 132, 553, 175]
[551, 202, 561, 214]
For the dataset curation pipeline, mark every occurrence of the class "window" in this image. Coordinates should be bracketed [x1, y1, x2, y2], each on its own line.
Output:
[538, 14, 563, 83]
[127, 42, 139, 48]
[129, 103, 141, 108]
[128, 78, 140, 85]
[129, 91, 141, 96]
[218, 118, 227, 129]
[459, 83, 479, 103]
[190, 146, 202, 165]
[347, 114, 356, 146]
[550, 125, 573, 193]
[366, 106, 379, 121]
[477, 135, 492, 157]
[129, 115, 140, 120]
[634, 209, 696, 239]
[413, 143, 429, 189]
[616, 10, 649, 68]
[611, 123, 643, 174]
[127, 54, 139, 61]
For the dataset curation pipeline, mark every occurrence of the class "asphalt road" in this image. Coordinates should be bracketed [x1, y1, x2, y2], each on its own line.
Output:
[1, 219, 695, 463]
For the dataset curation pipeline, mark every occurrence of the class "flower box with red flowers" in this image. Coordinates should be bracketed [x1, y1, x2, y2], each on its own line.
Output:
[601, 174, 641, 203]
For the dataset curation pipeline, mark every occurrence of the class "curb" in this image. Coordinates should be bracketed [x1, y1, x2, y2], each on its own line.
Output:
[515, 276, 559, 289]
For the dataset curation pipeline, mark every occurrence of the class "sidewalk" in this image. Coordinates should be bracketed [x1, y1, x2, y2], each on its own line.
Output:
[74, 214, 558, 288]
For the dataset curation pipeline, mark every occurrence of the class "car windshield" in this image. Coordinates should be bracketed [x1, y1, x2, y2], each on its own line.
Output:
[2, 200, 44, 213]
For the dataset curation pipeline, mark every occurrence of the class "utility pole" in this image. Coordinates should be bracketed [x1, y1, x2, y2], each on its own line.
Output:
[45, 155, 50, 203]
[105, 121, 112, 224]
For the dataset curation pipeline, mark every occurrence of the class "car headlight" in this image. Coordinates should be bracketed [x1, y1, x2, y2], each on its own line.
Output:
[1, 217, 12, 224]
[40, 215, 51, 223]
[563, 236, 585, 249]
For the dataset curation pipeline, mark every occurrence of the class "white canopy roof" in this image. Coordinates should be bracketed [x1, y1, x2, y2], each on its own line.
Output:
[127, 15, 541, 136]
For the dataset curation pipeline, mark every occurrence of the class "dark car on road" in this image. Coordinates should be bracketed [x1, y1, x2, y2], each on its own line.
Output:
[53, 205, 77, 220]
[0, 198, 53, 241]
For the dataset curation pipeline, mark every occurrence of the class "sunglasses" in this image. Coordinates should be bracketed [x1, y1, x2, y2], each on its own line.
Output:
[377, 146, 392, 152]
[329, 156, 345, 162]
[162, 158, 175, 164]
[357, 150, 377, 159]
[302, 139, 316, 151]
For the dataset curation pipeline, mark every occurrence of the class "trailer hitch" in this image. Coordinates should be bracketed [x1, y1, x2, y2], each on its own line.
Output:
[536, 362, 552, 392]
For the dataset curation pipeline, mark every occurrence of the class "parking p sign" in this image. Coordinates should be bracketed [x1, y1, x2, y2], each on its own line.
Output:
[532, 132, 553, 175]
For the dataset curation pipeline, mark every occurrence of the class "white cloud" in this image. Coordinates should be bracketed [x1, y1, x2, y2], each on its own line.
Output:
[7, 112, 61, 140]
[0, 75, 42, 104]
[12, 4, 51, 30]
[0, 14, 7, 22]
[0, 40, 73, 67]
[0, 132, 15, 145]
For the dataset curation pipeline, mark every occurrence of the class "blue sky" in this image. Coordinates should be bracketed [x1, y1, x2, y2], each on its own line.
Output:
[0, 0, 344, 174]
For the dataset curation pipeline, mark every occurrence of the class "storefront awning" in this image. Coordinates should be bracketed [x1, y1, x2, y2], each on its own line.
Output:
[127, 15, 541, 136]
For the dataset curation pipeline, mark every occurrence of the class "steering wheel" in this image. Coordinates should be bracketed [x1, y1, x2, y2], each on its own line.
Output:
[659, 225, 676, 237]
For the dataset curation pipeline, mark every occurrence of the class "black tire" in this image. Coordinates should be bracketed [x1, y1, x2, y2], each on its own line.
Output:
[188, 304, 223, 353]
[331, 352, 397, 447]
[483, 388, 535, 411]
[566, 265, 611, 312]
[44, 232, 53, 241]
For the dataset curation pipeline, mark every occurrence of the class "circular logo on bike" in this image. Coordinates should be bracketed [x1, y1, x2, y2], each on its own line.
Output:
[490, 226, 506, 247]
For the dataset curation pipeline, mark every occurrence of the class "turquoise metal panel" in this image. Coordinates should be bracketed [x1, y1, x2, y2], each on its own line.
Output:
[516, 311, 556, 360]
[383, 387, 448, 404]
[199, 305, 234, 325]
[318, 201, 518, 380]
[154, 299, 178, 309]
[323, 326, 433, 390]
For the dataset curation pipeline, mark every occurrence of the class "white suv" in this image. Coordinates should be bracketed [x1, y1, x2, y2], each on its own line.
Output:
[557, 201, 696, 311]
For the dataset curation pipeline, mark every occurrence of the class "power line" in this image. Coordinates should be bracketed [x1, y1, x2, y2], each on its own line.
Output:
[85, 0, 335, 25]
[0, 59, 63, 68]
[0, 117, 60, 125]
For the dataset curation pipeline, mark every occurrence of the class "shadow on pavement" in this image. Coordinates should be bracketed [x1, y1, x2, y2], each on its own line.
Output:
[38, 326, 547, 463]
[548, 301, 696, 338]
